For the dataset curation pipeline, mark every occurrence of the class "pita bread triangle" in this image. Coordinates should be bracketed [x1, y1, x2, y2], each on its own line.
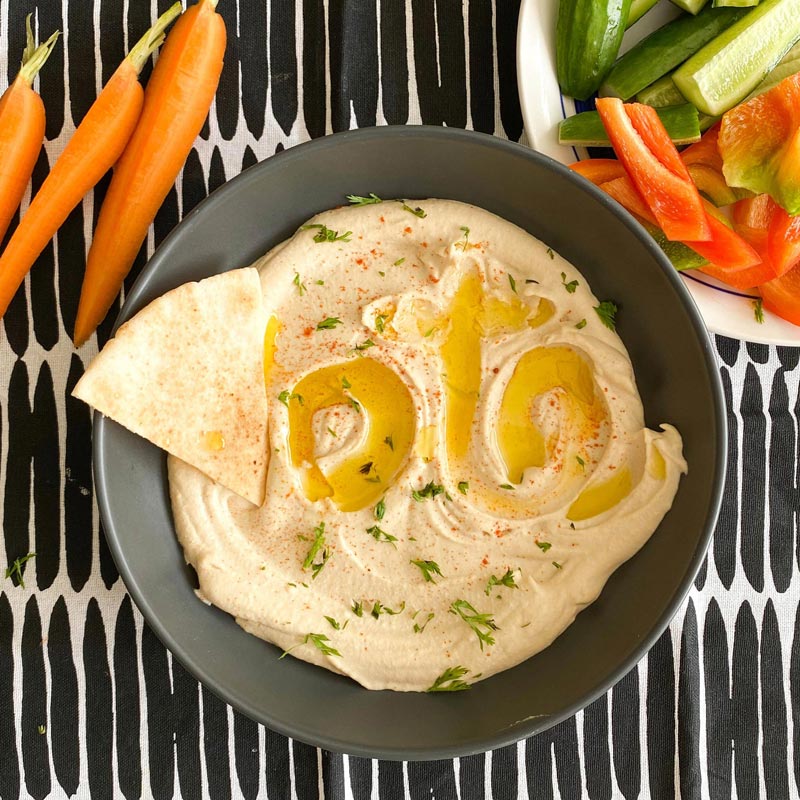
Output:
[74, 268, 270, 505]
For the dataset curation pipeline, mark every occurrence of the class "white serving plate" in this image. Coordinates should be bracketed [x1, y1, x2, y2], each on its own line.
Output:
[516, 0, 800, 345]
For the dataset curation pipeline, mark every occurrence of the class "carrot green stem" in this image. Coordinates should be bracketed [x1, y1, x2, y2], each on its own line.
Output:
[18, 16, 60, 86]
[127, 2, 183, 74]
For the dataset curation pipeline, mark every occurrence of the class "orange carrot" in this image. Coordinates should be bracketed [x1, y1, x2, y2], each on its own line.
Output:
[0, 17, 59, 245]
[0, 5, 181, 321]
[74, 0, 226, 346]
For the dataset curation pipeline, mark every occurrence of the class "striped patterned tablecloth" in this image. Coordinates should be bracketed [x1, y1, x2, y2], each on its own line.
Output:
[1, 2, 799, 798]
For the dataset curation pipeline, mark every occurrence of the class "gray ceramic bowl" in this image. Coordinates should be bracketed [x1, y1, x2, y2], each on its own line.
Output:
[94, 126, 726, 760]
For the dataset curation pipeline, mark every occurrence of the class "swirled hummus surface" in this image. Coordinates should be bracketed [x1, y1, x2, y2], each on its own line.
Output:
[168, 198, 687, 692]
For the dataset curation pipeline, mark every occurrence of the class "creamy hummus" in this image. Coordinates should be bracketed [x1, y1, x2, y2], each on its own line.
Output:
[168, 199, 686, 692]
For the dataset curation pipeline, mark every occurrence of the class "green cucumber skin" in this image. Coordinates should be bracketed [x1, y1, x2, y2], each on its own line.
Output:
[627, 0, 661, 27]
[712, 0, 759, 7]
[670, 0, 711, 14]
[674, 0, 800, 115]
[559, 104, 701, 146]
[557, 0, 633, 100]
[636, 73, 687, 105]
[601, 6, 749, 100]
[641, 222, 709, 270]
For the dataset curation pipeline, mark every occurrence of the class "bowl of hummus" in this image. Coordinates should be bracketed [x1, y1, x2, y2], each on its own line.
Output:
[87, 126, 725, 759]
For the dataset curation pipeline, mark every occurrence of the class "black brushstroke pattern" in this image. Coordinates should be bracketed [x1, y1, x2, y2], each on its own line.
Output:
[114, 596, 142, 800]
[379, 761, 405, 799]
[98, 515, 120, 589]
[678, 601, 701, 800]
[715, 334, 740, 368]
[715, 367, 738, 590]
[202, 686, 231, 800]
[491, 744, 518, 800]
[496, 0, 523, 140]
[302, 0, 328, 139]
[0, 593, 20, 799]
[263, 722, 290, 800]
[790, 599, 800, 793]
[1, 255, 29, 358]
[172, 662, 202, 800]
[32, 362, 59, 590]
[242, 145, 259, 172]
[48, 598, 79, 798]
[646, 631, 675, 799]
[745, 341, 769, 364]
[526, 717, 582, 800]
[739, 363, 765, 591]
[233, 712, 260, 800]
[380, 0, 409, 125]
[4, 361, 31, 568]
[329, 0, 379, 132]
[209, 147, 227, 194]
[292, 741, 320, 800]
[348, 756, 373, 800]
[732, 603, 759, 799]
[694, 554, 708, 592]
[411, 0, 467, 128]
[56, 198, 88, 342]
[65, 354, 93, 591]
[468, 0, 495, 134]
[704, 599, 731, 800]
[85, 599, 113, 800]
[37, 0, 64, 141]
[459, 754, 485, 800]
[67, 0, 96, 124]
[182, 150, 208, 217]
[216, 3, 241, 141]
[583, 695, 612, 800]
[93, 170, 122, 352]
[761, 601, 790, 800]
[612, 668, 640, 800]
[142, 623, 175, 800]
[99, 0, 125, 86]
[21, 597, 50, 800]
[408, 759, 458, 800]
[321, 750, 346, 798]
[270, 0, 296, 136]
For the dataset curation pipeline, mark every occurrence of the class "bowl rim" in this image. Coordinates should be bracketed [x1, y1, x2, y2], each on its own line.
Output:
[93, 124, 727, 760]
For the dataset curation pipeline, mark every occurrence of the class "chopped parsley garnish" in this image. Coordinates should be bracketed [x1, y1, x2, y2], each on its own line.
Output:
[352, 600, 364, 617]
[375, 314, 386, 333]
[594, 300, 618, 331]
[401, 202, 427, 218]
[508, 274, 517, 294]
[371, 600, 405, 618]
[499, 483, 515, 491]
[576, 455, 585, 468]
[455, 225, 471, 251]
[374, 498, 386, 520]
[302, 522, 331, 579]
[485, 568, 518, 596]
[423, 327, 437, 338]
[301, 223, 352, 243]
[525, 278, 539, 284]
[348, 396, 361, 413]
[449, 600, 498, 649]
[366, 525, 397, 545]
[280, 632, 341, 659]
[570, 522, 576, 530]
[347, 193, 382, 205]
[324, 616, 347, 631]
[359, 461, 374, 475]
[546, 247, 554, 259]
[575, 318, 587, 330]
[327, 427, 337, 437]
[427, 665, 471, 692]
[5, 552, 36, 588]
[316, 279, 325, 285]
[553, 561, 563, 570]
[561, 272, 579, 293]
[393, 257, 406, 266]
[754, 298, 765, 324]
[457, 481, 469, 495]
[384, 435, 394, 451]
[278, 390, 303, 407]
[354, 338, 375, 351]
[412, 481, 447, 502]
[413, 612, 435, 634]
[410, 559, 443, 583]
[316, 316, 343, 330]
[38, 724, 46, 735]
[536, 541, 552, 552]
[341, 376, 351, 389]
[293, 271, 306, 296]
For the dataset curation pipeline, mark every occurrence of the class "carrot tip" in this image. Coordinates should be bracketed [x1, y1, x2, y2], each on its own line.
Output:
[127, 2, 183, 74]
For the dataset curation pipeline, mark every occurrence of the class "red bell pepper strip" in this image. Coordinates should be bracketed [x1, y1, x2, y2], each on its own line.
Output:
[569, 159, 627, 186]
[767, 206, 800, 277]
[759, 262, 800, 326]
[680, 122, 724, 172]
[596, 98, 711, 242]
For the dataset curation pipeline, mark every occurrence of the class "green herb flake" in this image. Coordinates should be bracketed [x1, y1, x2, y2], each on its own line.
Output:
[301, 223, 352, 243]
[546, 247, 554, 259]
[5, 552, 36, 588]
[423, 327, 437, 338]
[575, 318, 587, 330]
[426, 665, 471, 692]
[485, 568, 518, 596]
[393, 257, 406, 266]
[359, 461, 373, 475]
[354, 338, 376, 351]
[508, 274, 517, 294]
[327, 427, 337, 437]
[457, 481, 469, 495]
[754, 298, 765, 324]
[38, 724, 46, 735]
[499, 483, 515, 491]
[378, 270, 386, 276]
[594, 300, 618, 331]
[384, 434, 394, 451]
[278, 390, 303, 407]
[279, 632, 341, 659]
[553, 561, 563, 569]
[576, 455, 585, 468]
[413, 612, 435, 634]
[536, 541, 552, 552]
[324, 616, 346, 630]
[375, 314, 386, 333]
[401, 202, 427, 218]
[292, 271, 307, 296]
[348, 396, 361, 413]
[316, 316, 343, 330]
[352, 600, 364, 617]
[449, 599, 498, 650]
[371, 600, 405, 618]
[341, 376, 352, 389]
[411, 481, 447, 502]
[347, 193, 382, 205]
[302, 522, 331, 579]
[374, 498, 386, 520]
[411, 559, 443, 583]
[366, 525, 398, 545]
[561, 272, 579, 293]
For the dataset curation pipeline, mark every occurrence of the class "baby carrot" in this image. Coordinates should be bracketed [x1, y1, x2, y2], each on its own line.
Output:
[74, 0, 226, 347]
[0, 4, 181, 321]
[0, 17, 59, 245]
